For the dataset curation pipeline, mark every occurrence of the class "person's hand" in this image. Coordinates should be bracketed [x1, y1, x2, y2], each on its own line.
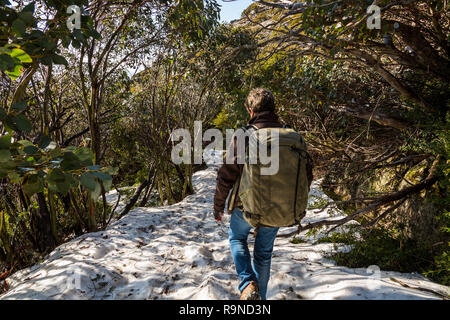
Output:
[213, 210, 224, 222]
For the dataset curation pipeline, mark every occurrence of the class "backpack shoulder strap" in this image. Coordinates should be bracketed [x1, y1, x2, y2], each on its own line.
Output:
[229, 125, 258, 212]
[242, 124, 258, 132]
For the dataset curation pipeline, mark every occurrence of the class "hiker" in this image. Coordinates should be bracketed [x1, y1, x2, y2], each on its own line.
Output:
[213, 88, 313, 300]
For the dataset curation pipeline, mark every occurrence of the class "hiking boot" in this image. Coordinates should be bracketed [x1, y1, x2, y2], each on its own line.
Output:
[240, 281, 261, 300]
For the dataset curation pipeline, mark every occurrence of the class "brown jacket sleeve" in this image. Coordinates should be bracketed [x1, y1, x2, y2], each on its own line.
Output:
[214, 135, 241, 213]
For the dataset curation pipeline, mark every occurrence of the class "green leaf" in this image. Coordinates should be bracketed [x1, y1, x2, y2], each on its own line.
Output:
[0, 149, 11, 162]
[73, 29, 86, 42]
[41, 55, 52, 66]
[46, 168, 65, 184]
[60, 152, 81, 170]
[80, 172, 96, 191]
[10, 48, 32, 64]
[92, 171, 112, 182]
[30, 30, 44, 38]
[41, 39, 57, 50]
[18, 139, 34, 147]
[6, 64, 24, 80]
[99, 176, 112, 191]
[11, 19, 26, 35]
[90, 29, 102, 40]
[0, 54, 14, 71]
[38, 135, 51, 149]
[74, 147, 93, 166]
[0, 135, 11, 149]
[8, 171, 21, 183]
[0, 108, 7, 120]
[74, 147, 92, 160]
[48, 147, 61, 158]
[11, 101, 27, 111]
[12, 114, 32, 132]
[71, 40, 81, 49]
[19, 11, 34, 24]
[90, 180, 102, 200]
[60, 174, 76, 195]
[23, 145, 38, 155]
[22, 174, 43, 195]
[46, 169, 74, 195]
[51, 54, 68, 66]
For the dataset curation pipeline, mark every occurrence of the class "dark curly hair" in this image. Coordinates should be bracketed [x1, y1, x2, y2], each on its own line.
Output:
[245, 88, 275, 113]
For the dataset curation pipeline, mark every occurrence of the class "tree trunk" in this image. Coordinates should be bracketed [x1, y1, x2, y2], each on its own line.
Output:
[329, 104, 412, 129]
[34, 193, 55, 253]
[88, 84, 101, 164]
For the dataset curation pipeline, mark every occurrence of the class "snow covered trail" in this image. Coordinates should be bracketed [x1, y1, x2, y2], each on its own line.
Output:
[1, 158, 449, 300]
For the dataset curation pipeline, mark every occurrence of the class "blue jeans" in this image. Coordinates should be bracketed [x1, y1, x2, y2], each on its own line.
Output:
[228, 208, 279, 300]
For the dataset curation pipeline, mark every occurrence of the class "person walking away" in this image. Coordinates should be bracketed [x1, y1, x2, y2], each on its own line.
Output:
[213, 88, 313, 300]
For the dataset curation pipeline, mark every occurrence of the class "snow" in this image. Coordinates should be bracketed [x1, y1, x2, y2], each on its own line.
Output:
[1, 150, 448, 300]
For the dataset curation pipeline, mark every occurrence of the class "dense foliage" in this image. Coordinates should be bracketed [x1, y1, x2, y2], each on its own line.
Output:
[0, 0, 448, 287]
[237, 0, 449, 284]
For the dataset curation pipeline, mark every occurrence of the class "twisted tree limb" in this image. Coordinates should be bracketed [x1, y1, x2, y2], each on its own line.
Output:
[279, 157, 441, 238]
[118, 161, 156, 219]
[329, 104, 412, 130]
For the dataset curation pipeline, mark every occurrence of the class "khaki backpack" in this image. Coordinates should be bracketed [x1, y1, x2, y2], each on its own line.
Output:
[230, 125, 311, 228]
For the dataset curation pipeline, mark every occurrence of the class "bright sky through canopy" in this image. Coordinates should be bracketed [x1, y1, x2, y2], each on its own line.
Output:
[218, 0, 254, 22]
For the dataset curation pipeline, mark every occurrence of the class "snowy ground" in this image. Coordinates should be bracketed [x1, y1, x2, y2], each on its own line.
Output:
[1, 152, 448, 300]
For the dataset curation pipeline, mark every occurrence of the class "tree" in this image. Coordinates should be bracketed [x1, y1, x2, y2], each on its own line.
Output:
[0, 0, 113, 264]
[236, 0, 449, 233]
[0, 0, 224, 271]
[118, 24, 256, 209]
